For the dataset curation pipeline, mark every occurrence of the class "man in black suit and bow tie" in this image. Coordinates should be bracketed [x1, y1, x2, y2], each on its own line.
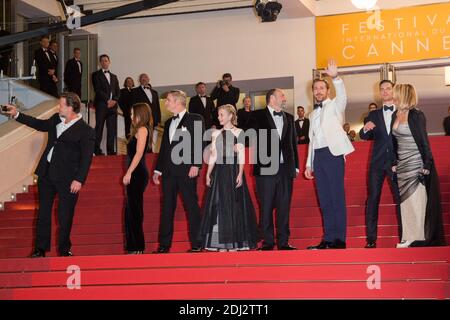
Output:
[4, 92, 95, 258]
[295, 106, 310, 144]
[34, 36, 58, 97]
[250, 88, 299, 251]
[64, 47, 83, 98]
[188, 82, 217, 129]
[132, 73, 161, 127]
[359, 80, 401, 248]
[153, 90, 204, 254]
[92, 54, 120, 155]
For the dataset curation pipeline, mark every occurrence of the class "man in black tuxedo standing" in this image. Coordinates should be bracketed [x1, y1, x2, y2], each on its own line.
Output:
[210, 73, 240, 110]
[92, 54, 120, 155]
[295, 106, 310, 144]
[4, 92, 95, 257]
[153, 90, 204, 254]
[34, 36, 58, 97]
[359, 80, 401, 248]
[188, 82, 217, 129]
[64, 47, 83, 98]
[132, 73, 161, 127]
[250, 89, 299, 251]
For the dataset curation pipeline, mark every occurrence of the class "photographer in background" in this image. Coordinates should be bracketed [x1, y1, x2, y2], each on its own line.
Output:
[210, 73, 240, 110]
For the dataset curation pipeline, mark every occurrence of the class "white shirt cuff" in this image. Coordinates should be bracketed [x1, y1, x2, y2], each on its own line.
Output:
[13, 111, 20, 119]
[154, 170, 162, 176]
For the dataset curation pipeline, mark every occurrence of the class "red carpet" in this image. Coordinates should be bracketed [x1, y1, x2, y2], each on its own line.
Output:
[0, 138, 449, 299]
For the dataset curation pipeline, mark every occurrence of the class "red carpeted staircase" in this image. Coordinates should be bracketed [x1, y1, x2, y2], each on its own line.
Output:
[0, 138, 449, 299]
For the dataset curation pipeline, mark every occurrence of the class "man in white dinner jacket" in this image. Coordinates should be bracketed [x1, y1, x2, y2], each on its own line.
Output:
[304, 60, 354, 250]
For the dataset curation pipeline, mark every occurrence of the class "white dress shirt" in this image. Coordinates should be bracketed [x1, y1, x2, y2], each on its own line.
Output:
[200, 95, 207, 108]
[298, 118, 305, 129]
[47, 114, 83, 162]
[310, 103, 329, 150]
[169, 109, 187, 144]
[102, 69, 112, 100]
[76, 59, 82, 74]
[43, 48, 51, 61]
[383, 105, 395, 135]
[142, 85, 153, 104]
[267, 105, 284, 163]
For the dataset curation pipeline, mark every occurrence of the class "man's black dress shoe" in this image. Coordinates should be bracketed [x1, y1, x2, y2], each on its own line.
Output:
[307, 240, 334, 250]
[153, 246, 170, 254]
[30, 249, 46, 258]
[60, 251, 73, 257]
[333, 239, 346, 249]
[187, 247, 202, 253]
[127, 250, 144, 254]
[365, 241, 376, 248]
[278, 244, 297, 250]
[258, 245, 274, 251]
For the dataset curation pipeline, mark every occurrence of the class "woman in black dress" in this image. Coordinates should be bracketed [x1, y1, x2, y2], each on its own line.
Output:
[119, 77, 135, 138]
[199, 104, 259, 251]
[123, 103, 153, 254]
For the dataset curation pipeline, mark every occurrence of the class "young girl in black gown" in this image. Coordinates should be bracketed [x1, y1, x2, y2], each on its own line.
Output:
[198, 104, 259, 251]
[123, 103, 153, 254]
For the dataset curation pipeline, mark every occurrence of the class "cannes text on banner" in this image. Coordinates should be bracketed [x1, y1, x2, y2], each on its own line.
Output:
[316, 3, 450, 68]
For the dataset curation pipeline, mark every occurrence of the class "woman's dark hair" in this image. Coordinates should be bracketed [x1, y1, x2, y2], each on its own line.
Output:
[128, 103, 153, 143]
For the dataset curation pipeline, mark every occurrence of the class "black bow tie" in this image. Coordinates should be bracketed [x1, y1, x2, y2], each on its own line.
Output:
[273, 111, 283, 117]
[200, 95, 207, 98]
[103, 70, 110, 74]
[383, 105, 394, 111]
[143, 86, 151, 90]
[173, 114, 179, 120]
[314, 103, 323, 109]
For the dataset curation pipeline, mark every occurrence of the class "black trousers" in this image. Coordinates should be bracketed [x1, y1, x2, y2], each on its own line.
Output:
[366, 164, 401, 242]
[122, 106, 132, 139]
[36, 174, 79, 254]
[124, 171, 149, 251]
[95, 105, 117, 154]
[255, 164, 293, 248]
[159, 175, 201, 248]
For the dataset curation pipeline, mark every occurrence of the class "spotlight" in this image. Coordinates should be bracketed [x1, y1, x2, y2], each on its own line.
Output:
[255, 0, 282, 23]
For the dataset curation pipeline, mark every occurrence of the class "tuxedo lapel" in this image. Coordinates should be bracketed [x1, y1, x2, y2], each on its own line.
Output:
[55, 118, 83, 141]
[377, 109, 389, 138]
[281, 112, 288, 141]
[264, 108, 277, 131]
[177, 112, 188, 130]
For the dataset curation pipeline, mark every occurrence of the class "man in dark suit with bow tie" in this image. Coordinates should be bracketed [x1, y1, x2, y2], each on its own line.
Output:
[4, 92, 95, 257]
[153, 90, 204, 254]
[359, 80, 401, 248]
[295, 106, 310, 144]
[250, 88, 299, 251]
[92, 54, 120, 155]
[188, 82, 217, 129]
[64, 47, 83, 98]
[132, 73, 161, 127]
[34, 36, 58, 97]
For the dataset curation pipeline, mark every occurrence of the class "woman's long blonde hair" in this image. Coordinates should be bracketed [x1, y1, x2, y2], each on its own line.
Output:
[218, 104, 238, 126]
[393, 84, 418, 111]
[128, 103, 153, 143]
